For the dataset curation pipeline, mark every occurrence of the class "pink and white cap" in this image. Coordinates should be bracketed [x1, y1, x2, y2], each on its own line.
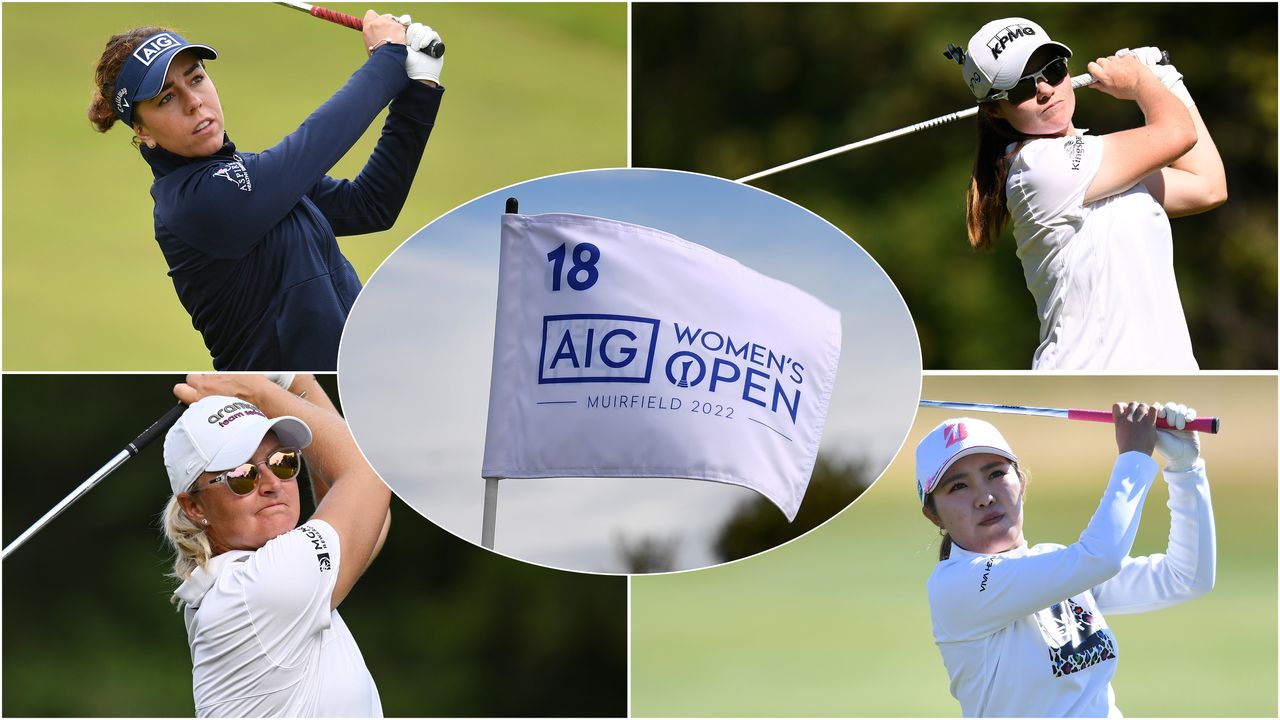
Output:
[163, 395, 312, 496]
[915, 418, 1018, 503]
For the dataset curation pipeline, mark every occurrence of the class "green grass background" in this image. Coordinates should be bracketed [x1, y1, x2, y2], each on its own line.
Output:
[3, 2, 625, 369]
[632, 376, 1277, 717]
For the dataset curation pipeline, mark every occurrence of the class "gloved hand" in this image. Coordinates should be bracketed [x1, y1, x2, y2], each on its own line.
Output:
[405, 23, 444, 84]
[1115, 46, 1194, 107]
[1155, 401, 1202, 472]
[263, 374, 296, 392]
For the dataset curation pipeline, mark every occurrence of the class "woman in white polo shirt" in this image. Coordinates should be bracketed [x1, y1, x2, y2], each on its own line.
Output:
[950, 18, 1226, 370]
[916, 402, 1215, 717]
[161, 374, 391, 717]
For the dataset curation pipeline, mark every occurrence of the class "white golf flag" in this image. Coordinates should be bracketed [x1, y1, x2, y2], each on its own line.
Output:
[481, 212, 842, 521]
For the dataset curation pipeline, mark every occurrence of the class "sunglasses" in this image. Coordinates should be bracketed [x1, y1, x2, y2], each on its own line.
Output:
[985, 57, 1070, 104]
[192, 448, 301, 496]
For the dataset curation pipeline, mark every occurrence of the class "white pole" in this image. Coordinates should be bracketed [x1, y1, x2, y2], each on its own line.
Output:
[481, 478, 499, 549]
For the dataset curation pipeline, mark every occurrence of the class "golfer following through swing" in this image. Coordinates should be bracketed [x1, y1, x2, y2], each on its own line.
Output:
[952, 19, 1226, 371]
[162, 374, 391, 716]
[88, 14, 445, 371]
[917, 402, 1215, 717]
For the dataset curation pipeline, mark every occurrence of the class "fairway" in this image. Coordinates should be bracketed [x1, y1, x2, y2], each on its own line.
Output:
[632, 376, 1277, 716]
[3, 2, 626, 369]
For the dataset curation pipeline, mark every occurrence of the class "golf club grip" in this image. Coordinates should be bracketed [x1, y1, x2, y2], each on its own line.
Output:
[127, 402, 186, 457]
[1073, 50, 1171, 88]
[309, 6, 446, 58]
[1066, 408, 1219, 434]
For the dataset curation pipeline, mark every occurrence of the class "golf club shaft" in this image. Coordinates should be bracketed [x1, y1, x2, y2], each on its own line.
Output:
[919, 399, 1220, 434]
[1, 402, 187, 561]
[736, 72, 1098, 184]
[274, 1, 444, 58]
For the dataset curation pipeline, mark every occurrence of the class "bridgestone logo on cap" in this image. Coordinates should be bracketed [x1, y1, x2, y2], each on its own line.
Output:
[987, 24, 1036, 59]
[133, 33, 181, 66]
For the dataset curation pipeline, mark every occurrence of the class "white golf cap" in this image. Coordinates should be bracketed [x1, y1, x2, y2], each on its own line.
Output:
[163, 395, 312, 496]
[915, 418, 1018, 504]
[961, 17, 1072, 101]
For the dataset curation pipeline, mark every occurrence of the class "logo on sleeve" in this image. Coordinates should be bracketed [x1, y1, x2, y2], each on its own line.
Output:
[978, 556, 995, 592]
[298, 524, 332, 572]
[211, 161, 252, 192]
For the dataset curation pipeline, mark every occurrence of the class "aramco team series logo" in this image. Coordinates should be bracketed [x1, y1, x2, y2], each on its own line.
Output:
[538, 312, 808, 425]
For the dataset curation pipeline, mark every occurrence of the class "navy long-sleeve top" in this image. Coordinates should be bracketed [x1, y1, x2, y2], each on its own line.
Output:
[143, 44, 442, 370]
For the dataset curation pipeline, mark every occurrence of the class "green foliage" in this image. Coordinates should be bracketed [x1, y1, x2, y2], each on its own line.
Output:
[2, 375, 626, 716]
[714, 454, 870, 563]
[633, 3, 1277, 368]
[2, 3, 626, 369]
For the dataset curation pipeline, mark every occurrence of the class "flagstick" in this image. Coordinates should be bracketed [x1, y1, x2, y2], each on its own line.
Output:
[481, 477, 499, 549]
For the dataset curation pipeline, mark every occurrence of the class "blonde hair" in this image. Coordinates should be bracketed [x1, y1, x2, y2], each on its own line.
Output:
[162, 495, 212, 604]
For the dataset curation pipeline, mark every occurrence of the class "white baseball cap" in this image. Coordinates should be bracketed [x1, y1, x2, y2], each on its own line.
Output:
[915, 418, 1018, 503]
[163, 395, 312, 496]
[961, 18, 1072, 101]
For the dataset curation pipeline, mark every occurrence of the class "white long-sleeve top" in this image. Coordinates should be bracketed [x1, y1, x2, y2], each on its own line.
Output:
[927, 452, 1215, 717]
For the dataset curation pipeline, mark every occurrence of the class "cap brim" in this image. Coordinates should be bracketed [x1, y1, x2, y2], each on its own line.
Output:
[134, 44, 218, 104]
[924, 446, 1018, 497]
[204, 415, 313, 474]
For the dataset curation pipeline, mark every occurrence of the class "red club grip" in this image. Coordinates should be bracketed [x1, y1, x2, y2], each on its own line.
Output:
[310, 5, 364, 30]
[1067, 408, 1220, 434]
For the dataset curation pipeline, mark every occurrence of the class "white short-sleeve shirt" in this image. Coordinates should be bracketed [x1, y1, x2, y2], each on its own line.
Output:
[174, 519, 382, 717]
[1006, 133, 1198, 371]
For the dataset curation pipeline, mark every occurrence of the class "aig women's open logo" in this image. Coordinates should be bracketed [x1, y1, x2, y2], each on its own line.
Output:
[539, 314, 660, 383]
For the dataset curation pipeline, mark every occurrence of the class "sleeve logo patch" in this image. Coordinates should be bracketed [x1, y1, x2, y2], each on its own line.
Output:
[1063, 136, 1087, 171]
[297, 525, 332, 572]
[211, 161, 253, 192]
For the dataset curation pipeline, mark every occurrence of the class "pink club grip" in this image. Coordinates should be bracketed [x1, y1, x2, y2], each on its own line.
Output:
[1067, 408, 1220, 434]
[310, 5, 364, 29]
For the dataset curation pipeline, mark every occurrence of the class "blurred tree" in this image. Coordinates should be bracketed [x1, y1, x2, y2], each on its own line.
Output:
[714, 454, 871, 562]
[616, 533, 681, 573]
[3, 375, 626, 717]
[634, 3, 1277, 368]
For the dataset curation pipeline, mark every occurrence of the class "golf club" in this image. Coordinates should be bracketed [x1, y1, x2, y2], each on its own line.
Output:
[1, 401, 187, 561]
[275, 0, 445, 58]
[737, 51, 1169, 183]
[920, 399, 1220, 434]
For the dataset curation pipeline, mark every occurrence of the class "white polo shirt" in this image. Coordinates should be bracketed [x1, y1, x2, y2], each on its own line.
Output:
[174, 519, 382, 717]
[927, 453, 1215, 717]
[1006, 133, 1198, 371]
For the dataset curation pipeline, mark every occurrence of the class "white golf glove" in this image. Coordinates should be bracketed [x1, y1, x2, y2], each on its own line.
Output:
[405, 23, 444, 84]
[1155, 401, 1202, 472]
[1115, 46, 1194, 107]
[263, 374, 296, 392]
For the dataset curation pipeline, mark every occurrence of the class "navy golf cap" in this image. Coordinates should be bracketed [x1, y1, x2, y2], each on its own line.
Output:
[112, 31, 217, 126]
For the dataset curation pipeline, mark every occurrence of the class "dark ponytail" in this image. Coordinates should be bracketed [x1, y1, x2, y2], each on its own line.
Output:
[964, 104, 1036, 250]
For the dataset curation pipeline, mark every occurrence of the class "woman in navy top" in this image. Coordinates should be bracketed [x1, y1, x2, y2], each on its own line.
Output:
[88, 13, 444, 370]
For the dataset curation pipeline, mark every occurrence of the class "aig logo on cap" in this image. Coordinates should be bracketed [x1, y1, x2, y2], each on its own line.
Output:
[132, 32, 181, 66]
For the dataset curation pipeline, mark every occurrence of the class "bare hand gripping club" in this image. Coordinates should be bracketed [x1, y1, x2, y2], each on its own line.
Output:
[919, 399, 1220, 434]
[275, 1, 445, 58]
[1, 402, 187, 561]
[737, 51, 1170, 184]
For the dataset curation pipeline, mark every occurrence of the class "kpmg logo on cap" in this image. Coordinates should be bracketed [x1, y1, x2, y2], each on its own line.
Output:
[133, 33, 181, 66]
[540, 314, 660, 383]
[986, 23, 1036, 59]
[944, 422, 969, 448]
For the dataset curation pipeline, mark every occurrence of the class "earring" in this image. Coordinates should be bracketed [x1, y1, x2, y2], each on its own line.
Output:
[938, 527, 948, 537]
[202, 519, 209, 526]
[145, 140, 157, 149]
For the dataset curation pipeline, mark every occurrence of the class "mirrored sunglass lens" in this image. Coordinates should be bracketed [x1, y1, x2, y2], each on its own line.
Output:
[268, 449, 300, 479]
[224, 465, 259, 494]
[1043, 58, 1068, 84]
